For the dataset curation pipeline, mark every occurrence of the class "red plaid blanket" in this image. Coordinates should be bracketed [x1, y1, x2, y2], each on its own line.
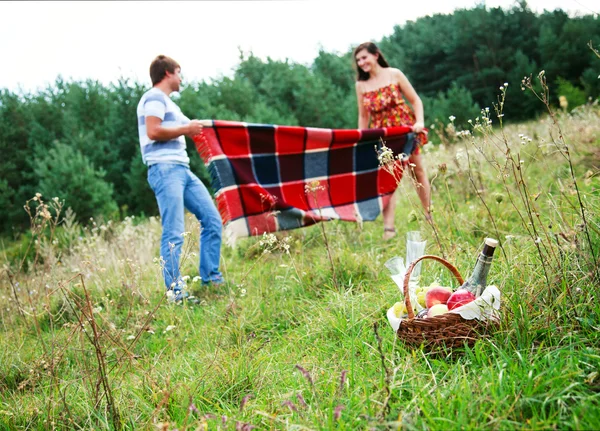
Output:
[193, 121, 421, 245]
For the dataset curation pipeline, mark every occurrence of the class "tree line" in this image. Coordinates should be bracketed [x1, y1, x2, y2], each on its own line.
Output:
[1, 3, 599, 237]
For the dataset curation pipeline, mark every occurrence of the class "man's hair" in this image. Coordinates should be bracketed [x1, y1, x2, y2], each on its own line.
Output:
[149, 55, 181, 86]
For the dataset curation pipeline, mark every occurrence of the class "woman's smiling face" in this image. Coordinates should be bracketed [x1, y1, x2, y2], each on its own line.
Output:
[355, 49, 378, 73]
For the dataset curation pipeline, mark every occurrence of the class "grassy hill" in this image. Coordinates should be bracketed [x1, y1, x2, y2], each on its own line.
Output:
[1, 95, 599, 430]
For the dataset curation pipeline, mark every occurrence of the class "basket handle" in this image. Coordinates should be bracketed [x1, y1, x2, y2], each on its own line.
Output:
[403, 255, 465, 319]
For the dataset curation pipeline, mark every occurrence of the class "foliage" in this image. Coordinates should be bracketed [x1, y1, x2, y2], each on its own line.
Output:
[556, 76, 588, 111]
[423, 82, 481, 130]
[2, 4, 600, 429]
[0, 3, 599, 238]
[33, 142, 119, 222]
[0, 97, 599, 429]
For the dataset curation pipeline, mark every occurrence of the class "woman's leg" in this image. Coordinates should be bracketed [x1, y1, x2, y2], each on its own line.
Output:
[382, 193, 397, 240]
[408, 153, 431, 220]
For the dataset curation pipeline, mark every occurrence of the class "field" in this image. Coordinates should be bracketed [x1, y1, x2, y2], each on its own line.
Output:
[1, 90, 599, 430]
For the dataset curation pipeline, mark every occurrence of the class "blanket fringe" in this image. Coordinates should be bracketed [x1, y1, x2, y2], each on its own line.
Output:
[194, 134, 213, 167]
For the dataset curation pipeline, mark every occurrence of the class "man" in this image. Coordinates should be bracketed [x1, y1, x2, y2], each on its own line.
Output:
[137, 55, 224, 302]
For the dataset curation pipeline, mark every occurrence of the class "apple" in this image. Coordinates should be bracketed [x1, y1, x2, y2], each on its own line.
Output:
[427, 303, 448, 317]
[440, 286, 453, 294]
[446, 289, 476, 310]
[425, 287, 452, 308]
[424, 282, 452, 293]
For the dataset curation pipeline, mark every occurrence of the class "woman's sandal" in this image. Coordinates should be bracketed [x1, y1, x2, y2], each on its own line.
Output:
[383, 227, 397, 241]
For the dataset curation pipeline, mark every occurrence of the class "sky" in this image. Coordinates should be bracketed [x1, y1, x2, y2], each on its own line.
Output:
[2, 0, 598, 93]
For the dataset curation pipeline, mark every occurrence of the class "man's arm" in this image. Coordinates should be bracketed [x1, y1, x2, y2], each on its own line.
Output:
[145, 117, 204, 141]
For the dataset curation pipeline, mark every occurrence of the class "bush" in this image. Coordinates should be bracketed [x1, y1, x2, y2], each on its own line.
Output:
[581, 67, 600, 102]
[33, 142, 118, 222]
[423, 83, 480, 144]
[556, 76, 587, 111]
[423, 83, 480, 130]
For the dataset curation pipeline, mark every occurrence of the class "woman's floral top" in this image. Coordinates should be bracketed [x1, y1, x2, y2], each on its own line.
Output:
[362, 82, 427, 151]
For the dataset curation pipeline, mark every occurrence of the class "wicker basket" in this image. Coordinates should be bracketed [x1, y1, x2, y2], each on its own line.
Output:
[397, 255, 498, 349]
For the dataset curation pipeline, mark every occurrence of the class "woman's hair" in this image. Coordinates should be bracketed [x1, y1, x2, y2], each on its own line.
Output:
[150, 55, 181, 86]
[353, 42, 390, 81]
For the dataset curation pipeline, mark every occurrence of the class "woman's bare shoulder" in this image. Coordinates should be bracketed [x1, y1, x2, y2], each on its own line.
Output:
[389, 67, 405, 79]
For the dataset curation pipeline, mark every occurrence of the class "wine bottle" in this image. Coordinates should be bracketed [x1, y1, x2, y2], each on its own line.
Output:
[461, 238, 499, 297]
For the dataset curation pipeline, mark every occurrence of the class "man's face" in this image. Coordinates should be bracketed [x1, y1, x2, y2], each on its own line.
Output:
[167, 68, 183, 92]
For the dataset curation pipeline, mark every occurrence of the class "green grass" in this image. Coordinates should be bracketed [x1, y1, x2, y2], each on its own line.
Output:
[1, 102, 599, 430]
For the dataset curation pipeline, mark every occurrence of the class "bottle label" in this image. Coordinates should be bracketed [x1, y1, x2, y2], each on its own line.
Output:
[463, 253, 493, 296]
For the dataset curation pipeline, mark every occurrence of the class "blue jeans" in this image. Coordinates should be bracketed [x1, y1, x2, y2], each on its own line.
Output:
[147, 163, 223, 289]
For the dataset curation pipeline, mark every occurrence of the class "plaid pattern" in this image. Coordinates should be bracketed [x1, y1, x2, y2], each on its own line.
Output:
[193, 121, 421, 245]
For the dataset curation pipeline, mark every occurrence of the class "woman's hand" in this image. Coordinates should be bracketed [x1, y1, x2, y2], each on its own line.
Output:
[412, 121, 425, 133]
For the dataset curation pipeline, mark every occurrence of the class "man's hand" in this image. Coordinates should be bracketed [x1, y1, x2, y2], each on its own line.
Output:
[186, 120, 204, 137]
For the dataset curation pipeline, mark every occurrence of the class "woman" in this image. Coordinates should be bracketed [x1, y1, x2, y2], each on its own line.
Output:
[354, 42, 431, 240]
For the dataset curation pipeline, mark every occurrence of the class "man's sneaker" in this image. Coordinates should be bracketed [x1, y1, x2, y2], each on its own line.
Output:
[166, 289, 200, 305]
[202, 276, 225, 287]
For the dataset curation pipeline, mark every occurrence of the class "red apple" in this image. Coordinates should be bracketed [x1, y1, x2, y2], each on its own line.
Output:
[446, 289, 476, 310]
[425, 287, 452, 308]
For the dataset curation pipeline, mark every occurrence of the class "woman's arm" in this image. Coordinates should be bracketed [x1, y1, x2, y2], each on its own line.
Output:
[355, 81, 370, 129]
[394, 69, 424, 133]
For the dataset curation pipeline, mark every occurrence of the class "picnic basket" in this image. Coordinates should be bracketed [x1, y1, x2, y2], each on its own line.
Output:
[397, 255, 499, 349]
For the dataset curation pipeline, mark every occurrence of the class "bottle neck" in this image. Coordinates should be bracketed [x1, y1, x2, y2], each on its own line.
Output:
[482, 243, 496, 258]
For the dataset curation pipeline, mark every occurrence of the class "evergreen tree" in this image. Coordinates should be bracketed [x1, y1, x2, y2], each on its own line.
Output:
[33, 142, 118, 222]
